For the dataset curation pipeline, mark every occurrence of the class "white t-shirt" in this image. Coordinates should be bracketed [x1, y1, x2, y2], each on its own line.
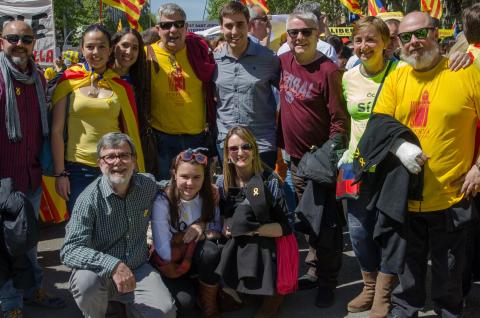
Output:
[151, 194, 221, 262]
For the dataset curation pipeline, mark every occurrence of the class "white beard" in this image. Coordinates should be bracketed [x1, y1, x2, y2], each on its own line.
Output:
[401, 44, 440, 70]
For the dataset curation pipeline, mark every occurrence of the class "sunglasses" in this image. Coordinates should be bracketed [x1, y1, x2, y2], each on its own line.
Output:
[398, 27, 434, 44]
[252, 16, 269, 23]
[158, 20, 186, 30]
[178, 148, 208, 166]
[2, 34, 34, 45]
[286, 28, 315, 38]
[228, 143, 253, 153]
[100, 152, 133, 164]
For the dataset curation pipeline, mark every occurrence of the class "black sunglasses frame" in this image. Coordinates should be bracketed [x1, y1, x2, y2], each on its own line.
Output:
[398, 27, 435, 44]
[286, 28, 316, 38]
[158, 20, 186, 30]
[227, 143, 253, 153]
[2, 34, 34, 45]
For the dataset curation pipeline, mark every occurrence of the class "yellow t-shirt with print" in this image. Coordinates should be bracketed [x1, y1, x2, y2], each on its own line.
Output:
[149, 44, 206, 135]
[374, 57, 480, 212]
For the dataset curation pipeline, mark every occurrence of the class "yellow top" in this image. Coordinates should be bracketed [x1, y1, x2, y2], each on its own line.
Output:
[374, 57, 480, 212]
[65, 89, 121, 166]
[149, 44, 206, 135]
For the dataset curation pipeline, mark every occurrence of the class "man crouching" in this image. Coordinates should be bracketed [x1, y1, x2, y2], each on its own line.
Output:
[60, 132, 176, 318]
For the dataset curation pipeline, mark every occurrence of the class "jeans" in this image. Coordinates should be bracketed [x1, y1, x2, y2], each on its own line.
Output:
[0, 187, 43, 311]
[66, 162, 101, 214]
[154, 130, 206, 181]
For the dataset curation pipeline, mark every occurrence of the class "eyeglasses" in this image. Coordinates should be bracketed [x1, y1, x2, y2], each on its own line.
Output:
[100, 152, 133, 164]
[178, 148, 208, 166]
[286, 28, 315, 38]
[398, 27, 435, 44]
[2, 34, 34, 45]
[158, 20, 186, 30]
[228, 143, 253, 153]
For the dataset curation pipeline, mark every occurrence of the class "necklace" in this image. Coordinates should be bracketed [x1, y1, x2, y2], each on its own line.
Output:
[360, 59, 388, 78]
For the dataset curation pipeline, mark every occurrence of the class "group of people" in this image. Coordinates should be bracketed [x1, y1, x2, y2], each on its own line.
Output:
[1, 1, 480, 318]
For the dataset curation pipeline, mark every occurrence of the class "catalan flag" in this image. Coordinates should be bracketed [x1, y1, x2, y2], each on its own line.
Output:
[367, 0, 387, 16]
[241, 0, 269, 14]
[339, 0, 362, 16]
[103, 0, 146, 30]
[421, 0, 442, 20]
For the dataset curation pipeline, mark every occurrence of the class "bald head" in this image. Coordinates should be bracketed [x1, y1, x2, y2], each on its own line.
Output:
[399, 12, 434, 34]
[1, 20, 35, 70]
[3, 20, 33, 36]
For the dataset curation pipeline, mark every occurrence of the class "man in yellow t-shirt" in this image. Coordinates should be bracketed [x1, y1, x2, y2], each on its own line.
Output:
[149, 3, 213, 180]
[373, 12, 480, 317]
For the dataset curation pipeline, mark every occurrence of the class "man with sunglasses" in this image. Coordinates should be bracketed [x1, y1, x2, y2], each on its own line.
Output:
[61, 132, 176, 318]
[0, 20, 66, 317]
[370, 12, 480, 318]
[214, 1, 280, 168]
[277, 2, 338, 66]
[147, 3, 216, 180]
[278, 11, 349, 308]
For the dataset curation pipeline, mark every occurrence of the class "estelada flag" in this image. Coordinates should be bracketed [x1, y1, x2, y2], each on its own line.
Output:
[421, 0, 442, 19]
[367, 0, 387, 16]
[339, 0, 362, 16]
[241, 0, 269, 14]
[103, 0, 146, 30]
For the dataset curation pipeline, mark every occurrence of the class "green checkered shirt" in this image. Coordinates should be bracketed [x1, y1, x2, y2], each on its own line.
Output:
[60, 173, 160, 277]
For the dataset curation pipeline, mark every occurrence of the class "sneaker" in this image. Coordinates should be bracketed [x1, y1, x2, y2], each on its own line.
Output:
[24, 288, 66, 309]
[315, 286, 335, 308]
[298, 273, 318, 290]
[3, 308, 23, 318]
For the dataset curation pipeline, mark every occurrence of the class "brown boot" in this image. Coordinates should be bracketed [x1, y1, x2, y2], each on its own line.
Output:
[369, 272, 397, 318]
[347, 271, 378, 313]
[254, 294, 284, 318]
[198, 281, 220, 318]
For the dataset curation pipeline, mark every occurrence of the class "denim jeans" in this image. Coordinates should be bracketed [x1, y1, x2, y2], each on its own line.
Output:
[347, 180, 392, 274]
[0, 187, 43, 311]
[66, 162, 101, 214]
[154, 130, 206, 181]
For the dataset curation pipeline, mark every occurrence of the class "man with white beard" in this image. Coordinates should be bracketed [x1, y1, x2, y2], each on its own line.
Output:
[371, 11, 480, 318]
[0, 20, 66, 317]
[61, 133, 175, 318]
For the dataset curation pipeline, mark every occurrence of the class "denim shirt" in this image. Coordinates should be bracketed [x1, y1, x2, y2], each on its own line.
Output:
[214, 40, 280, 152]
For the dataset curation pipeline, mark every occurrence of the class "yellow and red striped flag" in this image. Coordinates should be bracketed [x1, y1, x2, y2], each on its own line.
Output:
[339, 0, 362, 16]
[421, 0, 442, 20]
[367, 0, 387, 16]
[241, 0, 269, 14]
[103, 0, 146, 30]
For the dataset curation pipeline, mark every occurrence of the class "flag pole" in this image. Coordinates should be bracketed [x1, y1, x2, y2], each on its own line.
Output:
[99, 0, 103, 24]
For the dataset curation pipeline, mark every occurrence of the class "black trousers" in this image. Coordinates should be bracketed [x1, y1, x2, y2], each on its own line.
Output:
[163, 239, 220, 311]
[391, 211, 467, 318]
[291, 158, 343, 289]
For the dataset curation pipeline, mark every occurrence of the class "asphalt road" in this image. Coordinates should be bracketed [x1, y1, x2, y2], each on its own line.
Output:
[3, 223, 480, 318]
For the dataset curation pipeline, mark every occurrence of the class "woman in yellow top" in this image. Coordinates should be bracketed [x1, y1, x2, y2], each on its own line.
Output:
[51, 24, 145, 213]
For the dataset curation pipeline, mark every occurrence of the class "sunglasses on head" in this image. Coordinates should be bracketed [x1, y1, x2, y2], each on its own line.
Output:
[178, 148, 208, 166]
[228, 143, 253, 153]
[286, 28, 315, 38]
[2, 34, 34, 45]
[398, 27, 434, 44]
[158, 20, 185, 30]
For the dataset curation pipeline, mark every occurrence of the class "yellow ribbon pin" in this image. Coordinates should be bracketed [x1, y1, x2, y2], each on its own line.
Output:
[15, 87, 21, 96]
[253, 187, 259, 196]
[144, 209, 149, 217]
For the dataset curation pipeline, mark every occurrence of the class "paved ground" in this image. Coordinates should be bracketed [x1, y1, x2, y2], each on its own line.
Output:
[3, 222, 480, 318]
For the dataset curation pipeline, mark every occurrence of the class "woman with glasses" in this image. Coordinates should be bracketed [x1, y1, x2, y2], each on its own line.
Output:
[215, 126, 294, 318]
[150, 148, 222, 317]
[339, 16, 400, 317]
[51, 24, 145, 214]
